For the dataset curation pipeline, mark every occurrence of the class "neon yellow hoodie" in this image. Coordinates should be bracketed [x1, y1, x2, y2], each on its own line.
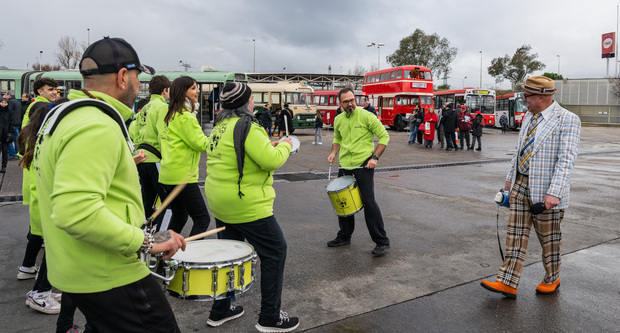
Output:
[333, 107, 389, 169]
[22, 95, 51, 206]
[128, 94, 167, 163]
[33, 89, 148, 293]
[205, 118, 291, 223]
[158, 107, 208, 184]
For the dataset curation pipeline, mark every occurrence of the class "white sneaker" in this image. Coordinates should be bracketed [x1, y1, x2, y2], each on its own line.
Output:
[26, 291, 61, 314]
[318, 142, 323, 145]
[312, 142, 316, 145]
[17, 266, 38, 280]
[53, 292, 62, 302]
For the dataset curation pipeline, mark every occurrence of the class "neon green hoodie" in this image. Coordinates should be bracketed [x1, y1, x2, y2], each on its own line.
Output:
[33, 89, 148, 293]
[205, 117, 291, 223]
[333, 107, 389, 169]
[128, 94, 167, 163]
[22, 95, 51, 206]
[158, 107, 208, 184]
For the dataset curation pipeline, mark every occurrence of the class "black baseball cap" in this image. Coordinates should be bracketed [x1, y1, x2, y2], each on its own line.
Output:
[79, 37, 155, 76]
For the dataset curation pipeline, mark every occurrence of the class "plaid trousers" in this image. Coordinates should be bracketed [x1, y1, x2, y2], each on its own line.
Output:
[497, 173, 565, 288]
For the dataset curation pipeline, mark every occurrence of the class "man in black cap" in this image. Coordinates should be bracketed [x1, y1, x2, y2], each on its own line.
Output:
[32, 37, 186, 332]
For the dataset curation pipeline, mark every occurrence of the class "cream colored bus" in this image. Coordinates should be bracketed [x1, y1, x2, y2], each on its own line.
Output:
[249, 81, 317, 129]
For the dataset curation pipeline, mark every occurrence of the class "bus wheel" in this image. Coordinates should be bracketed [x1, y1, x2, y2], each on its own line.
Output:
[395, 115, 406, 132]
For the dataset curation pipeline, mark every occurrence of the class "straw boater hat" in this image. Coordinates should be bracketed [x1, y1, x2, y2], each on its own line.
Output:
[521, 76, 557, 95]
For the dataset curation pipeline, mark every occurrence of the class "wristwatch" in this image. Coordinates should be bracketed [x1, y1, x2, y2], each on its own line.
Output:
[371, 154, 379, 160]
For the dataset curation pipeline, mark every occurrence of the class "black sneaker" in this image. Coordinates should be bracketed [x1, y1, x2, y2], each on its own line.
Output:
[327, 238, 351, 247]
[372, 244, 390, 257]
[255, 311, 299, 332]
[207, 305, 244, 327]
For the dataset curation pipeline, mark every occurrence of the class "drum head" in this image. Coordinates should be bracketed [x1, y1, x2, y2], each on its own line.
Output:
[172, 239, 254, 264]
[326, 175, 356, 192]
[280, 135, 300, 154]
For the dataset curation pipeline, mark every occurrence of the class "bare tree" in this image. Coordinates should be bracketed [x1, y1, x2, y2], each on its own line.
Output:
[32, 63, 61, 71]
[56, 36, 85, 69]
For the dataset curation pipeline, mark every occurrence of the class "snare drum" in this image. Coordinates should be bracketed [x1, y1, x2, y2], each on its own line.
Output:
[326, 175, 364, 217]
[279, 135, 300, 154]
[162, 239, 256, 300]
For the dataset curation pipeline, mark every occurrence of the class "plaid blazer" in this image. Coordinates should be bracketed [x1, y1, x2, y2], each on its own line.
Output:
[506, 102, 581, 209]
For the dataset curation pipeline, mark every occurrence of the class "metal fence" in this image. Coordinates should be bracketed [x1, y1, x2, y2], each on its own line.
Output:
[555, 79, 620, 124]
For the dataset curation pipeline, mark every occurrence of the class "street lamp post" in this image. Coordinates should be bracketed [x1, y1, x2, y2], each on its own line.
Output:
[367, 42, 375, 70]
[377, 43, 385, 70]
[253, 39, 256, 73]
[557, 55, 561, 75]
[39, 50, 43, 71]
[479, 51, 483, 88]
[87, 28, 90, 46]
[462, 76, 467, 89]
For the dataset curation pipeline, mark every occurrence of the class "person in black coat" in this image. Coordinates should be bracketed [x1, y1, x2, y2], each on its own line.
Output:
[440, 103, 458, 150]
[260, 104, 273, 136]
[4, 91, 21, 159]
[0, 98, 15, 173]
[471, 111, 484, 150]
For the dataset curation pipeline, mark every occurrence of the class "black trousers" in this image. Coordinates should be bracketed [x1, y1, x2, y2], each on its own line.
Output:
[32, 252, 52, 292]
[67, 275, 180, 333]
[1, 141, 8, 167]
[458, 130, 471, 148]
[21, 231, 43, 267]
[211, 216, 287, 322]
[137, 163, 167, 229]
[161, 183, 210, 236]
[336, 160, 389, 246]
[444, 130, 457, 149]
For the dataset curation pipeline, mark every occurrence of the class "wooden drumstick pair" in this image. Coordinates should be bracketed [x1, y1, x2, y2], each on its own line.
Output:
[146, 182, 226, 242]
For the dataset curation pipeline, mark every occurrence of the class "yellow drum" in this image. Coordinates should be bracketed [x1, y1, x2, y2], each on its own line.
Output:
[161, 239, 256, 300]
[326, 175, 363, 217]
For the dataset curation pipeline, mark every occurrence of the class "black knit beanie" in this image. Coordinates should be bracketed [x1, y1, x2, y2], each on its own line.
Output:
[220, 82, 252, 109]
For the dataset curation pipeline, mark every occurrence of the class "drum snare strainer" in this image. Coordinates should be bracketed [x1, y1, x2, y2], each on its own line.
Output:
[157, 239, 257, 300]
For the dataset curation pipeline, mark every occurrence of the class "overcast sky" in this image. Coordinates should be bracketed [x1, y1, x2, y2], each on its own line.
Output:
[2, 0, 620, 89]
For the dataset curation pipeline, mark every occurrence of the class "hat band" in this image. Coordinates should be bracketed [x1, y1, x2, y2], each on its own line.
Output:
[524, 83, 555, 94]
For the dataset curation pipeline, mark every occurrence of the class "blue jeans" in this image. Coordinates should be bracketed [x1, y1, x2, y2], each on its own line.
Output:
[8, 126, 19, 156]
[211, 215, 288, 322]
[409, 127, 418, 143]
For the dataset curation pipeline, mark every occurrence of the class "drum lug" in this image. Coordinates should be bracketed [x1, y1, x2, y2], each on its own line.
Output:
[182, 270, 189, 297]
[227, 266, 236, 291]
[212, 269, 218, 294]
[239, 265, 245, 288]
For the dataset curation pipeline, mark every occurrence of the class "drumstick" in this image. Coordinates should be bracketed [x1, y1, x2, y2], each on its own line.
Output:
[284, 114, 289, 137]
[184, 226, 226, 242]
[147, 182, 187, 222]
[328, 163, 332, 180]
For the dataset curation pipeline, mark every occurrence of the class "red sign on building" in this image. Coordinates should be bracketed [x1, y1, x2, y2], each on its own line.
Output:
[602, 32, 615, 58]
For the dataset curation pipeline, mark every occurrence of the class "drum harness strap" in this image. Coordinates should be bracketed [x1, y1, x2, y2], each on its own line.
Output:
[233, 115, 259, 199]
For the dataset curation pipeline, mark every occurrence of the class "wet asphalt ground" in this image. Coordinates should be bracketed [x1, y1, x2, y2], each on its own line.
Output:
[1, 125, 619, 332]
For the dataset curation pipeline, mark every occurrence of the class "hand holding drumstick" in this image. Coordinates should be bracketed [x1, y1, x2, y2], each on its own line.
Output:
[149, 230, 186, 260]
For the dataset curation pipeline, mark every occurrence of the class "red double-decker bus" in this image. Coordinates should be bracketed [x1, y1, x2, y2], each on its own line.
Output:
[314, 90, 367, 125]
[433, 88, 496, 126]
[362, 65, 433, 131]
[495, 92, 527, 129]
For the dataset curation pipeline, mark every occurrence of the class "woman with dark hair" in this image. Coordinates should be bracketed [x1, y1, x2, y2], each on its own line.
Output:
[204, 82, 299, 332]
[158, 76, 210, 236]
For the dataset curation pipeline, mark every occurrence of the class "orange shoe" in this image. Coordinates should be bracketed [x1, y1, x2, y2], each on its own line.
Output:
[480, 280, 517, 299]
[536, 278, 560, 295]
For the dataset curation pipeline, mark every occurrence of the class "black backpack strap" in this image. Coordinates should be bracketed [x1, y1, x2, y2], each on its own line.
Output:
[38, 99, 134, 152]
[137, 142, 162, 159]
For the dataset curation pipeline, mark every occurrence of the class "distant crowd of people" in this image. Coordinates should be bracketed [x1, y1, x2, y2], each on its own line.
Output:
[407, 103, 484, 151]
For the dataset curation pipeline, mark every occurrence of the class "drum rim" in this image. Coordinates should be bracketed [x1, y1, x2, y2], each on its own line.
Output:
[326, 175, 356, 192]
[170, 239, 255, 264]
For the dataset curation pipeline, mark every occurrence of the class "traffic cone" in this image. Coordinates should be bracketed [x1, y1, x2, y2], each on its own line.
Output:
[455, 131, 459, 145]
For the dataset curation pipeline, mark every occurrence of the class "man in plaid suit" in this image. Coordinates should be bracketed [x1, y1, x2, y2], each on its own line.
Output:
[481, 76, 581, 299]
